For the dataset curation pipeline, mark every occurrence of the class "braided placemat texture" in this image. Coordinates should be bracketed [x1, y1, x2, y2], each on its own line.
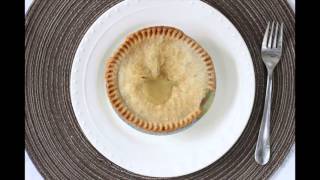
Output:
[25, 0, 295, 179]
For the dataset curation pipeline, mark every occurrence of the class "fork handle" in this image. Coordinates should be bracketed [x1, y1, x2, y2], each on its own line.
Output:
[255, 71, 273, 165]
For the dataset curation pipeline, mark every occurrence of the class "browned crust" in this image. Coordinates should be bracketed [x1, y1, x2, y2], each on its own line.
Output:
[105, 26, 216, 133]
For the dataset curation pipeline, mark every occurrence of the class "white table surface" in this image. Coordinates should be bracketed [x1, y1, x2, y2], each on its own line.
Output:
[24, 0, 295, 179]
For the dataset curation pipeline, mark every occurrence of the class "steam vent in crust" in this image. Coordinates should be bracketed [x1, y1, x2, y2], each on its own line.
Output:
[105, 26, 216, 134]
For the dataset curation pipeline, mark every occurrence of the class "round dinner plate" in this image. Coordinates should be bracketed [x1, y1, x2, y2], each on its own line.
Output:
[70, 0, 255, 177]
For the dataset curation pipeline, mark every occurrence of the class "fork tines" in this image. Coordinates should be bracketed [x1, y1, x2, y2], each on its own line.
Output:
[262, 21, 284, 49]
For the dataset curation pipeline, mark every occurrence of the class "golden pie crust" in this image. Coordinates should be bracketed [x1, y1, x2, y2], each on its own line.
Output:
[105, 26, 216, 133]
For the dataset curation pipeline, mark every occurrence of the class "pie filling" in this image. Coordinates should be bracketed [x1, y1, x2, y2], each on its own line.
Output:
[141, 73, 176, 105]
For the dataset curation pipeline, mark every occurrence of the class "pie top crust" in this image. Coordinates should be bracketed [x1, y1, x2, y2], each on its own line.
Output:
[105, 26, 216, 133]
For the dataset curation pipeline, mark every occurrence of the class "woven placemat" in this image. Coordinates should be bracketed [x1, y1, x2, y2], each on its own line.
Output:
[25, 0, 295, 179]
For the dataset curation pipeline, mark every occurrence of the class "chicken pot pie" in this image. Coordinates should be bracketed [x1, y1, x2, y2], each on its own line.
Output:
[105, 26, 216, 134]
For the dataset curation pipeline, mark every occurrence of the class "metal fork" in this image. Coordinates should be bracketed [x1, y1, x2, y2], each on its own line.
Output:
[255, 21, 284, 165]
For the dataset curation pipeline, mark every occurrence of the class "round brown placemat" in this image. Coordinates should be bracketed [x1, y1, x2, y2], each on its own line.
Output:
[25, 0, 295, 179]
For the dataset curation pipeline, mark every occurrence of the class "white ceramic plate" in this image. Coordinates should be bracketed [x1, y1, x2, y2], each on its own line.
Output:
[70, 0, 255, 177]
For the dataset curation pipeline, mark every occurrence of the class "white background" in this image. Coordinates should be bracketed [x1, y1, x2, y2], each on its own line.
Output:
[24, 0, 295, 179]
